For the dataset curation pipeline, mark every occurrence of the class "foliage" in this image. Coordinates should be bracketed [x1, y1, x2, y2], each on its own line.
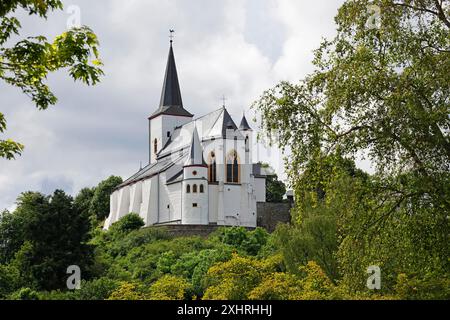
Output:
[9, 287, 40, 300]
[109, 213, 144, 234]
[213, 226, 269, 256]
[0, 190, 93, 291]
[107, 282, 147, 300]
[0, 0, 103, 159]
[89, 176, 123, 222]
[253, 0, 449, 299]
[148, 275, 192, 300]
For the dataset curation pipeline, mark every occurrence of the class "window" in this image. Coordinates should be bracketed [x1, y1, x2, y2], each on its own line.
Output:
[192, 170, 197, 176]
[208, 151, 217, 182]
[193, 184, 198, 193]
[226, 150, 239, 183]
[245, 135, 249, 152]
[186, 184, 190, 193]
[167, 131, 171, 137]
[153, 138, 158, 154]
[200, 184, 204, 193]
[192, 203, 198, 207]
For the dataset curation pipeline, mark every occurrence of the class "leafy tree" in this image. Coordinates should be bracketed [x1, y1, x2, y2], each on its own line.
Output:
[214, 226, 269, 256]
[107, 282, 147, 300]
[71, 277, 120, 300]
[0, 210, 25, 264]
[0, 0, 103, 159]
[248, 272, 302, 300]
[109, 213, 144, 234]
[74, 187, 95, 218]
[89, 176, 123, 222]
[254, 0, 449, 295]
[4, 190, 93, 290]
[259, 162, 287, 202]
[203, 254, 277, 300]
[0, 264, 21, 298]
[9, 287, 40, 300]
[148, 275, 192, 300]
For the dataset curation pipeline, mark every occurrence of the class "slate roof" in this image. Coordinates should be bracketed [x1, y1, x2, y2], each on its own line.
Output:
[239, 114, 252, 131]
[149, 44, 193, 119]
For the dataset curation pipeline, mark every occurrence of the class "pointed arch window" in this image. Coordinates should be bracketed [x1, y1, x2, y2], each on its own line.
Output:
[208, 151, 217, 183]
[186, 184, 190, 193]
[245, 135, 249, 152]
[226, 150, 239, 183]
[193, 184, 198, 193]
[200, 184, 204, 193]
[153, 138, 158, 154]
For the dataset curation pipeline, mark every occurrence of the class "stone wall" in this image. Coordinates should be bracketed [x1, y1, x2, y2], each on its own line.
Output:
[145, 202, 292, 237]
[256, 202, 292, 232]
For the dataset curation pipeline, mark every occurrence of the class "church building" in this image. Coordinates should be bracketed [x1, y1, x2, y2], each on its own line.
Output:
[104, 40, 267, 229]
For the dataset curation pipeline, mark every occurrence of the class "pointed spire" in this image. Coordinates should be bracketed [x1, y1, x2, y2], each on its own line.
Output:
[160, 43, 183, 107]
[149, 41, 193, 120]
[185, 126, 205, 166]
[239, 113, 252, 131]
[221, 107, 238, 137]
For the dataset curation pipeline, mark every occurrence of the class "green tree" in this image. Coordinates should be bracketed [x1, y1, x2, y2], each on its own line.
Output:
[90, 176, 123, 222]
[259, 162, 287, 202]
[5, 190, 93, 290]
[109, 213, 144, 234]
[148, 275, 192, 300]
[254, 0, 449, 295]
[0, 0, 103, 159]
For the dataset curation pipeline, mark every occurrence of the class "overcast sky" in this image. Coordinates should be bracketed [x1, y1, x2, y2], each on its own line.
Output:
[0, 0, 348, 210]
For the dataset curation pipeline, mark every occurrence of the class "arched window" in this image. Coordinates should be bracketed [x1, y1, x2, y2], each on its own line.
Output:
[208, 151, 217, 182]
[186, 184, 190, 193]
[245, 135, 249, 152]
[226, 150, 239, 183]
[153, 138, 158, 154]
[193, 184, 198, 193]
[200, 184, 204, 193]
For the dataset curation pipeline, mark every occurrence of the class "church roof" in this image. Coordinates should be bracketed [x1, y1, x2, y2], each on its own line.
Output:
[157, 107, 244, 159]
[239, 114, 252, 131]
[149, 43, 193, 120]
[185, 126, 205, 166]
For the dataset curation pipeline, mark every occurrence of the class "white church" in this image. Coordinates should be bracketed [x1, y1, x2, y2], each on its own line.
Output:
[104, 41, 267, 229]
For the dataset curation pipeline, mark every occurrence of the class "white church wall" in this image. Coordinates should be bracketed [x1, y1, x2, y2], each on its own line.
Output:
[223, 184, 242, 226]
[182, 179, 209, 225]
[167, 182, 182, 223]
[150, 116, 162, 163]
[147, 175, 159, 225]
[128, 182, 142, 214]
[254, 177, 266, 202]
[117, 185, 131, 220]
[158, 172, 171, 223]
[208, 184, 218, 223]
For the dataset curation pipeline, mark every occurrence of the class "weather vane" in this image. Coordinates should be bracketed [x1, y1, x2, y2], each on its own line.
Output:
[169, 29, 175, 43]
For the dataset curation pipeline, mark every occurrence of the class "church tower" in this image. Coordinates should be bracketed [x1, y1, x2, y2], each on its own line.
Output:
[182, 126, 209, 224]
[239, 113, 253, 183]
[148, 40, 193, 164]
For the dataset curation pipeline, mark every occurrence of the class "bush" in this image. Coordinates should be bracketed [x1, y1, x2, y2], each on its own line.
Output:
[149, 275, 192, 300]
[9, 287, 40, 300]
[109, 213, 144, 234]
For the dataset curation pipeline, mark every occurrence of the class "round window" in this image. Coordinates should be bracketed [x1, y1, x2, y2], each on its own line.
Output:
[192, 170, 197, 176]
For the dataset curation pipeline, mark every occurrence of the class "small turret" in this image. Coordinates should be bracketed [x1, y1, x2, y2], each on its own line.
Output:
[182, 126, 209, 224]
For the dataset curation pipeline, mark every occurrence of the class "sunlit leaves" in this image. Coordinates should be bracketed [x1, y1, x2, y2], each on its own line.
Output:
[0, 1, 103, 159]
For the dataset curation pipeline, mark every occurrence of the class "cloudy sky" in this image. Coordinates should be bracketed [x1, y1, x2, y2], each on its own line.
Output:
[0, 0, 347, 210]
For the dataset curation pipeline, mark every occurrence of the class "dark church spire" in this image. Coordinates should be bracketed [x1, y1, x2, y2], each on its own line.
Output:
[239, 113, 252, 131]
[149, 35, 193, 120]
[159, 42, 183, 108]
